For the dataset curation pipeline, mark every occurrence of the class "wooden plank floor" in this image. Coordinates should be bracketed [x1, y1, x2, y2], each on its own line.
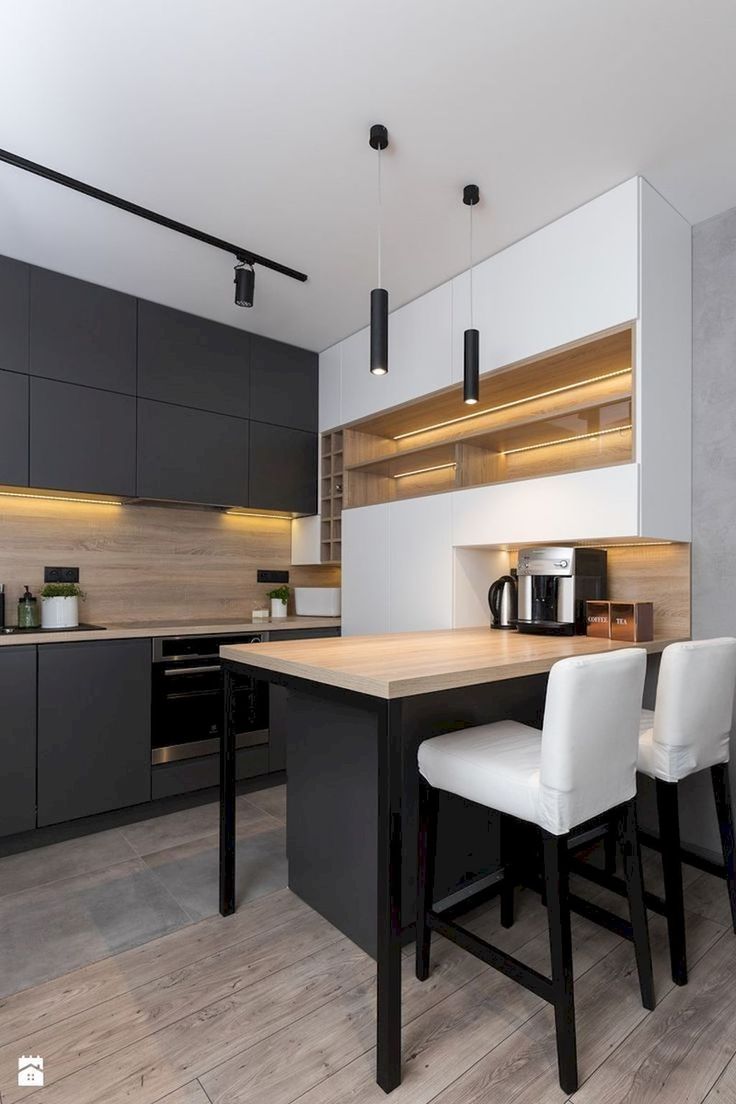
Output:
[1, 830, 736, 1103]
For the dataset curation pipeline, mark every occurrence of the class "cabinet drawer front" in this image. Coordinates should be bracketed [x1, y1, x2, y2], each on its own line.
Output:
[0, 646, 37, 836]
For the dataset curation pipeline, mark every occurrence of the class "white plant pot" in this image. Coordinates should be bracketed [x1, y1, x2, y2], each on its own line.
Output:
[270, 598, 288, 619]
[41, 595, 79, 629]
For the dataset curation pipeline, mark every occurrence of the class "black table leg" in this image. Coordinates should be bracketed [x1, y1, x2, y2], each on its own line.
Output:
[219, 665, 236, 916]
[376, 698, 403, 1093]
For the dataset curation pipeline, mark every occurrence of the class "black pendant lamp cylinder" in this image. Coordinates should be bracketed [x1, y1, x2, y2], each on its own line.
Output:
[463, 184, 480, 404]
[234, 261, 255, 308]
[369, 124, 389, 375]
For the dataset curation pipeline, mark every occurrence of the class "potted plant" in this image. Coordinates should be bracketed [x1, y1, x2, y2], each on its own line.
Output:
[40, 583, 85, 629]
[266, 585, 290, 619]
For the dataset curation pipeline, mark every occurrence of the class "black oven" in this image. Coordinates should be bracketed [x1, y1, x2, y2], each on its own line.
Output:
[151, 633, 269, 764]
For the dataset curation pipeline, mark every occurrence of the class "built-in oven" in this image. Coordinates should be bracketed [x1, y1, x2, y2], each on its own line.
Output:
[151, 633, 269, 765]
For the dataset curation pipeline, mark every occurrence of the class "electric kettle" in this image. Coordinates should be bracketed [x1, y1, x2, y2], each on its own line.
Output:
[488, 574, 517, 630]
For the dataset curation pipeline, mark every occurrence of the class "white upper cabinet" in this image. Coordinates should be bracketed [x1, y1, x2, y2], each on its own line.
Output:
[451, 179, 639, 381]
[388, 494, 453, 632]
[318, 342, 342, 432]
[341, 502, 390, 636]
[339, 282, 452, 425]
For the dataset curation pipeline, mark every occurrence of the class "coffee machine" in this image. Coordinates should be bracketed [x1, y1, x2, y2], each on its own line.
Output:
[516, 546, 607, 635]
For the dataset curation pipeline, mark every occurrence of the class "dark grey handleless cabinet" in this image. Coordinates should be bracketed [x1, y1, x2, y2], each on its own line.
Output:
[29, 267, 137, 394]
[30, 378, 137, 497]
[0, 369, 30, 487]
[0, 646, 37, 837]
[0, 255, 30, 375]
[249, 421, 317, 514]
[250, 336, 318, 432]
[137, 398, 249, 506]
[138, 301, 251, 418]
[37, 639, 152, 826]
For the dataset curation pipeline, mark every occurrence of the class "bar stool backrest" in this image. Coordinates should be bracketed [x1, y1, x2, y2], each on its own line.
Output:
[539, 648, 647, 834]
[653, 639, 736, 774]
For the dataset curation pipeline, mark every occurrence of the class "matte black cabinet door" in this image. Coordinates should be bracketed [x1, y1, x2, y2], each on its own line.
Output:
[0, 255, 30, 375]
[37, 640, 151, 826]
[30, 378, 136, 497]
[0, 369, 29, 487]
[30, 266, 137, 394]
[251, 336, 318, 432]
[137, 399, 249, 506]
[138, 301, 251, 418]
[0, 646, 37, 837]
[249, 422, 317, 513]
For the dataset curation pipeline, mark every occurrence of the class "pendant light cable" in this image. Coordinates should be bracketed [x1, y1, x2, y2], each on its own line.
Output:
[377, 143, 383, 289]
[469, 195, 474, 329]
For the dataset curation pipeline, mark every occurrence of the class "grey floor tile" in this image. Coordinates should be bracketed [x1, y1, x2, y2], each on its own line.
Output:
[121, 795, 277, 857]
[142, 825, 288, 922]
[0, 859, 191, 998]
[244, 783, 286, 822]
[0, 828, 138, 900]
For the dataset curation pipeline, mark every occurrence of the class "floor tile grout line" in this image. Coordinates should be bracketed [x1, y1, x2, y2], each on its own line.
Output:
[141, 863, 201, 925]
[0, 889, 326, 1049]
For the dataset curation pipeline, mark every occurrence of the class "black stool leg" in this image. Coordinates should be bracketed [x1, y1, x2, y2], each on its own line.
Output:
[656, 778, 687, 986]
[542, 830, 578, 1095]
[619, 799, 655, 1010]
[604, 822, 618, 876]
[711, 763, 736, 934]
[500, 814, 515, 929]
[416, 778, 439, 982]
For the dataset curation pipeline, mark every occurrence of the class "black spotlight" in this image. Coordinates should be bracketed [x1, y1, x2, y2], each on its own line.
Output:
[234, 261, 255, 307]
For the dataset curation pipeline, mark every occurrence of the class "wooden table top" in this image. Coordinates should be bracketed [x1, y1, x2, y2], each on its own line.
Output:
[220, 627, 678, 700]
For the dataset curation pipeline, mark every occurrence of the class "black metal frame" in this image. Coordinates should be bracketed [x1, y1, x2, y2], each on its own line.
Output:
[0, 147, 308, 283]
[415, 785, 654, 1095]
[573, 764, 736, 987]
[219, 660, 405, 1093]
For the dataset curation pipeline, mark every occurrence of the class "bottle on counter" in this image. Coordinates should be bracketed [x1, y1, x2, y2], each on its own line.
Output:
[17, 586, 40, 629]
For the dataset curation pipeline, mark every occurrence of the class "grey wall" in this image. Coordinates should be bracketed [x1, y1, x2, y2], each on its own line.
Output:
[681, 206, 736, 854]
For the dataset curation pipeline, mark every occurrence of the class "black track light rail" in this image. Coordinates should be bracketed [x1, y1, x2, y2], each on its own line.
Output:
[0, 148, 308, 283]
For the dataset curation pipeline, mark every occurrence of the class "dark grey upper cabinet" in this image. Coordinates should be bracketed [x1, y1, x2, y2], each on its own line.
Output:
[251, 336, 318, 432]
[138, 301, 251, 418]
[0, 646, 37, 837]
[0, 369, 29, 487]
[30, 266, 137, 394]
[137, 398, 249, 506]
[30, 378, 136, 497]
[249, 422, 317, 514]
[37, 639, 151, 826]
[0, 255, 29, 375]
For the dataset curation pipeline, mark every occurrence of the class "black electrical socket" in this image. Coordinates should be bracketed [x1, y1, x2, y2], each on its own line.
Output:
[44, 566, 80, 584]
[257, 569, 289, 584]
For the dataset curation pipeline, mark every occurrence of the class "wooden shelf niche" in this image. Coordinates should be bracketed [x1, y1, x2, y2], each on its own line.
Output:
[343, 328, 634, 509]
[320, 430, 343, 562]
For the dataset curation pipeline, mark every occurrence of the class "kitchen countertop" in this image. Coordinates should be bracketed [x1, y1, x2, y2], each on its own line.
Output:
[0, 616, 341, 647]
[220, 626, 680, 699]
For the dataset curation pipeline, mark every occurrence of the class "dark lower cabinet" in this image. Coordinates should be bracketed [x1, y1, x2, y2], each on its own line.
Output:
[0, 369, 29, 487]
[37, 640, 151, 826]
[0, 647, 37, 837]
[249, 422, 317, 514]
[30, 378, 136, 497]
[137, 399, 249, 506]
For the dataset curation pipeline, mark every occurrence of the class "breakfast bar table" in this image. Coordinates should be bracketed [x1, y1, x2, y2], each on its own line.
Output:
[218, 628, 674, 1093]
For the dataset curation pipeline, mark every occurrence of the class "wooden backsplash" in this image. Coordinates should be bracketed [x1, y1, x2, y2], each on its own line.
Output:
[0, 496, 340, 625]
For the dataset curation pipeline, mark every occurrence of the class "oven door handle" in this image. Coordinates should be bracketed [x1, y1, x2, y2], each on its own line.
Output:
[163, 664, 220, 677]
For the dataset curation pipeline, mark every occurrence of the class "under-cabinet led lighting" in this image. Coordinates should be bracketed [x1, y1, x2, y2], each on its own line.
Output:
[392, 368, 631, 440]
[393, 463, 457, 479]
[226, 509, 293, 521]
[503, 424, 632, 456]
[0, 489, 123, 507]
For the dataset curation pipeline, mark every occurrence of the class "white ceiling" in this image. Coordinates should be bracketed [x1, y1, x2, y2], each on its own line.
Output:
[2, 0, 736, 353]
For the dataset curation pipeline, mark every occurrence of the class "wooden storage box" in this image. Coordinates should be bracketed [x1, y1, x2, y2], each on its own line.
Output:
[610, 601, 654, 642]
[586, 600, 611, 638]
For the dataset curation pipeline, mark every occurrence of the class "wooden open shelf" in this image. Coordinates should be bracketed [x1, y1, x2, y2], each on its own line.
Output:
[339, 327, 635, 509]
[320, 430, 343, 562]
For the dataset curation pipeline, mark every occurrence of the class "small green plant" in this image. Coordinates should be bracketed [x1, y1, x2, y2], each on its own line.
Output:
[41, 583, 85, 599]
[266, 585, 290, 604]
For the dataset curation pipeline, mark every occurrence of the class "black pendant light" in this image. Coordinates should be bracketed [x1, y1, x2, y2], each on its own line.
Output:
[463, 183, 480, 404]
[369, 124, 389, 375]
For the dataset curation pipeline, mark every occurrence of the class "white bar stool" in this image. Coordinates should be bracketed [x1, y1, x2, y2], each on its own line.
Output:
[637, 638, 736, 985]
[415, 648, 653, 1095]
